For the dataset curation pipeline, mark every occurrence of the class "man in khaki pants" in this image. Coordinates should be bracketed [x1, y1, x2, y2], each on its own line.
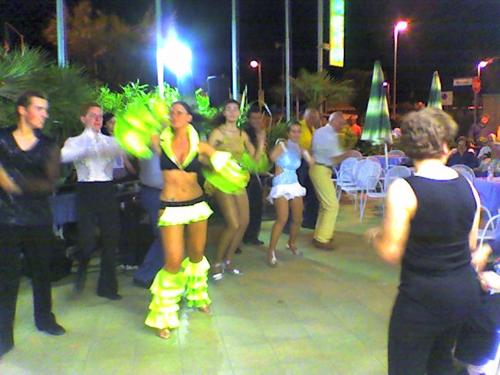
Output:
[310, 112, 356, 250]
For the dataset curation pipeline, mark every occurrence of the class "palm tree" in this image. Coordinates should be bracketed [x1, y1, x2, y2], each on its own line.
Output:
[291, 69, 354, 109]
[0, 48, 96, 142]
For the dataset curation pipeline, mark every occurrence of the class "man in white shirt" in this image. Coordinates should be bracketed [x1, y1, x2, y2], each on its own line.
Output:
[309, 112, 357, 250]
[61, 103, 122, 300]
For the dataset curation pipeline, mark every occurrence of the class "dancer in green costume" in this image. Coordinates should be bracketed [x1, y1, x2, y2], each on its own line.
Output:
[144, 101, 246, 339]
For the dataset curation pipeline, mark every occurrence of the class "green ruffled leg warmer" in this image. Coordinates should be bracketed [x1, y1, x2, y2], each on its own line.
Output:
[182, 257, 212, 309]
[145, 269, 186, 329]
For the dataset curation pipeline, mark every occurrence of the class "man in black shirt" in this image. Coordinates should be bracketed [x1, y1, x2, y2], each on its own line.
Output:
[0, 91, 65, 359]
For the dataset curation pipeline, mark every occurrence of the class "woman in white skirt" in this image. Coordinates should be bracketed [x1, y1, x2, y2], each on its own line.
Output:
[267, 121, 314, 266]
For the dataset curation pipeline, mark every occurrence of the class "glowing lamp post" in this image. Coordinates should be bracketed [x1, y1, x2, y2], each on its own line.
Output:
[159, 32, 193, 89]
[383, 81, 389, 100]
[392, 20, 408, 118]
[250, 60, 264, 107]
[477, 60, 489, 78]
[474, 60, 489, 124]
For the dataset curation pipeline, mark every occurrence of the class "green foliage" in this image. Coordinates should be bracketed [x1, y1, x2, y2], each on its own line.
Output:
[237, 86, 250, 128]
[267, 121, 289, 148]
[0, 48, 96, 141]
[292, 69, 354, 109]
[195, 88, 218, 120]
[358, 141, 384, 156]
[97, 81, 180, 116]
[0, 48, 48, 102]
[97, 86, 123, 115]
[338, 125, 358, 150]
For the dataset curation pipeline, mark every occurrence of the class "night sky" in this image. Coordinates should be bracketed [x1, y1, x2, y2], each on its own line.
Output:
[1, 0, 499, 104]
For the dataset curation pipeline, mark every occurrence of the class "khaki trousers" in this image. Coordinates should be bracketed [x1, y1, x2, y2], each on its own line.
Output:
[309, 164, 339, 243]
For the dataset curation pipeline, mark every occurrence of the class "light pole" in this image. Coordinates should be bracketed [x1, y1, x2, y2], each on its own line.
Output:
[231, 0, 240, 100]
[285, 0, 292, 121]
[474, 60, 489, 125]
[392, 20, 408, 119]
[477, 60, 489, 77]
[56, 0, 66, 66]
[250, 60, 264, 107]
[155, 0, 164, 96]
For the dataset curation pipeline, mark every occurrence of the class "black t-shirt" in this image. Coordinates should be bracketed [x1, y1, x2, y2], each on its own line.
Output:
[0, 127, 60, 226]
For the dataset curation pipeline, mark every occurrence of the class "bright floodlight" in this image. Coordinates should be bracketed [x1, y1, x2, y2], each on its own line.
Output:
[478, 61, 489, 69]
[395, 21, 408, 32]
[160, 33, 192, 79]
[249, 60, 259, 68]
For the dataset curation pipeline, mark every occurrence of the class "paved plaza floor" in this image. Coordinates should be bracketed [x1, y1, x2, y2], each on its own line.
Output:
[0, 202, 398, 374]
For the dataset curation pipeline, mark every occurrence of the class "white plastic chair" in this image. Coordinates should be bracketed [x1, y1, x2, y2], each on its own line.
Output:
[383, 166, 412, 191]
[478, 212, 499, 250]
[358, 165, 411, 221]
[451, 164, 475, 183]
[335, 157, 360, 201]
[356, 160, 383, 221]
[366, 156, 382, 165]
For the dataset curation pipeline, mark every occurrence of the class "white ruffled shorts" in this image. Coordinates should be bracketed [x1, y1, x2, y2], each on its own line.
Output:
[267, 182, 306, 203]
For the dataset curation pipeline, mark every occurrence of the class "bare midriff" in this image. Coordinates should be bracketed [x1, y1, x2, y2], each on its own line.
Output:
[160, 170, 203, 202]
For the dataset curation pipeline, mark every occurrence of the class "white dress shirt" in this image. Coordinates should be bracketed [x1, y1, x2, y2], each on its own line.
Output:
[61, 128, 121, 182]
[311, 124, 344, 167]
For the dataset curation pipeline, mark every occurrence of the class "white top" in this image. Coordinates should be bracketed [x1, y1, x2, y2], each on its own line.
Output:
[477, 145, 491, 160]
[311, 124, 343, 166]
[138, 153, 163, 190]
[61, 128, 121, 182]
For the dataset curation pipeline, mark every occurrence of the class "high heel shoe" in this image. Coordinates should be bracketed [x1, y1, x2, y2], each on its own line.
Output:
[211, 263, 224, 281]
[224, 260, 243, 275]
[268, 251, 278, 267]
[157, 328, 171, 339]
[286, 243, 302, 256]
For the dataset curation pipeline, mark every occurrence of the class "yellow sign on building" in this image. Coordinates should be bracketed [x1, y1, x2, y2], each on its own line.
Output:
[329, 0, 345, 67]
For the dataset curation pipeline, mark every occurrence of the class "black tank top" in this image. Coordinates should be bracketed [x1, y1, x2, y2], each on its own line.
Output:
[399, 174, 480, 320]
[160, 151, 203, 174]
[402, 174, 476, 274]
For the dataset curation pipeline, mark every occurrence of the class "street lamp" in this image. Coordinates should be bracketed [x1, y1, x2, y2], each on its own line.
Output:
[158, 31, 193, 89]
[249, 60, 264, 107]
[477, 60, 489, 78]
[392, 20, 408, 118]
[474, 60, 490, 124]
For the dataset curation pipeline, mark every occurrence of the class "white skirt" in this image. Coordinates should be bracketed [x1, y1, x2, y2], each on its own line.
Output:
[267, 182, 306, 203]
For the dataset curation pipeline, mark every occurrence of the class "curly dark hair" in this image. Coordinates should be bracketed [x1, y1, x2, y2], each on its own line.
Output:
[400, 108, 457, 160]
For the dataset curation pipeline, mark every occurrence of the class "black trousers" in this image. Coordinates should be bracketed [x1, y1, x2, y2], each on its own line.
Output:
[297, 160, 318, 227]
[0, 225, 56, 354]
[388, 292, 470, 375]
[455, 293, 500, 366]
[243, 174, 263, 242]
[76, 182, 119, 295]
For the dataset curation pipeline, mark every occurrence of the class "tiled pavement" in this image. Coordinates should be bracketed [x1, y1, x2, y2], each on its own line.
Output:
[0, 202, 398, 374]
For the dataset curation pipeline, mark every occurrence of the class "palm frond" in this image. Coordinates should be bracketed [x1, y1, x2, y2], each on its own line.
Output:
[291, 69, 354, 109]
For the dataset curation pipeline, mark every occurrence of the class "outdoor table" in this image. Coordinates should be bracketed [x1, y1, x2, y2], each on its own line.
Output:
[474, 177, 500, 215]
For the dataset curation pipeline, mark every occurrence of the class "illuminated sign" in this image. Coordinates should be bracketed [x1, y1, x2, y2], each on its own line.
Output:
[329, 0, 345, 67]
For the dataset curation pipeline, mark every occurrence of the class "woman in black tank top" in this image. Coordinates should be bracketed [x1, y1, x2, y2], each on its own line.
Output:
[367, 108, 488, 375]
